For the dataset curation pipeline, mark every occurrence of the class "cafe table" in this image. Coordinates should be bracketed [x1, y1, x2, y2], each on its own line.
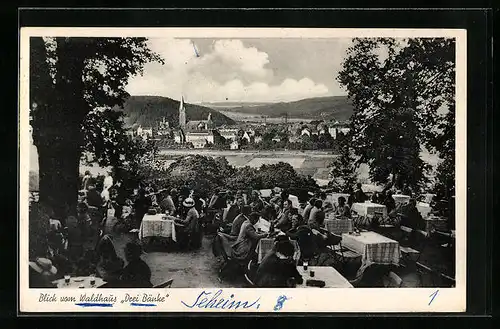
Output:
[138, 214, 177, 242]
[324, 217, 353, 235]
[392, 194, 411, 206]
[351, 202, 388, 218]
[425, 215, 448, 233]
[416, 202, 432, 218]
[341, 231, 400, 269]
[53, 276, 106, 289]
[296, 266, 353, 288]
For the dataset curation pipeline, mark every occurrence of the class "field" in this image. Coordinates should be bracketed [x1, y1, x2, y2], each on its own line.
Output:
[218, 110, 314, 123]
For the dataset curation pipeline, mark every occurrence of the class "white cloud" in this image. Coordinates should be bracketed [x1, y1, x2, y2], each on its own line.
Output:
[125, 38, 330, 103]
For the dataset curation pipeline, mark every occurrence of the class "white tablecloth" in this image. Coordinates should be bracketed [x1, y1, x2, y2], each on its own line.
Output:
[324, 219, 353, 234]
[417, 202, 432, 218]
[341, 231, 400, 267]
[256, 238, 300, 264]
[392, 194, 411, 206]
[351, 202, 387, 217]
[138, 214, 177, 242]
[296, 266, 353, 288]
[53, 276, 106, 289]
[425, 215, 448, 233]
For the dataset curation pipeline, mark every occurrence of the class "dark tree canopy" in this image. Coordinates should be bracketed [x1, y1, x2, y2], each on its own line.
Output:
[337, 37, 455, 193]
[30, 37, 163, 214]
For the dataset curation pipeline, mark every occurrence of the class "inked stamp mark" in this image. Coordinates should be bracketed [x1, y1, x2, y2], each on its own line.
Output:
[428, 289, 439, 305]
[274, 295, 290, 311]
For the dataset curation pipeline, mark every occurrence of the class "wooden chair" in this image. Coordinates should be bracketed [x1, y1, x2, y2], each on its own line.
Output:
[399, 226, 429, 266]
[383, 271, 403, 288]
[153, 279, 174, 288]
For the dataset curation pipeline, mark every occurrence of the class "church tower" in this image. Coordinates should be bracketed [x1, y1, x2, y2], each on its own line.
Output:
[179, 95, 186, 129]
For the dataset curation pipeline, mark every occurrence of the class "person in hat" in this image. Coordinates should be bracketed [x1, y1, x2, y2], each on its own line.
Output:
[119, 242, 152, 288]
[175, 197, 200, 247]
[29, 258, 57, 288]
[255, 239, 303, 288]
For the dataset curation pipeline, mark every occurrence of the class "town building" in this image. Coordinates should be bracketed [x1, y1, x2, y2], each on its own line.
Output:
[327, 121, 350, 139]
[187, 131, 215, 148]
[219, 128, 239, 142]
[230, 140, 240, 150]
[300, 127, 312, 137]
[137, 125, 153, 140]
[242, 131, 251, 143]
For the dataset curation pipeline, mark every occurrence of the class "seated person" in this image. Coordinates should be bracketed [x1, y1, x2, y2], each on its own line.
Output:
[175, 198, 199, 232]
[231, 212, 268, 262]
[307, 199, 325, 230]
[95, 234, 125, 283]
[119, 242, 152, 288]
[86, 184, 104, 208]
[255, 239, 303, 288]
[175, 198, 200, 248]
[319, 192, 334, 214]
[302, 198, 315, 221]
[230, 205, 251, 236]
[286, 224, 316, 261]
[29, 258, 57, 288]
[77, 201, 92, 237]
[334, 196, 351, 219]
[399, 198, 426, 231]
[288, 208, 304, 232]
[383, 190, 396, 214]
[275, 199, 293, 232]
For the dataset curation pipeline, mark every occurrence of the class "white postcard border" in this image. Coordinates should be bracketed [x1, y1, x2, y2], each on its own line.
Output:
[19, 27, 467, 313]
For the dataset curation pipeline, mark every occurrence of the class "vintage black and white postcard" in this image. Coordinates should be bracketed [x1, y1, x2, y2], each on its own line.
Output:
[19, 27, 466, 312]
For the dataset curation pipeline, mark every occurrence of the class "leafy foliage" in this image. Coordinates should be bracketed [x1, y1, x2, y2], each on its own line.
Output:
[337, 37, 455, 193]
[137, 155, 319, 198]
[328, 140, 358, 193]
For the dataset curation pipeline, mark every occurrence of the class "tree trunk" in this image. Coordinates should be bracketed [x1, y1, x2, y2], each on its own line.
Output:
[37, 136, 80, 223]
[32, 37, 88, 223]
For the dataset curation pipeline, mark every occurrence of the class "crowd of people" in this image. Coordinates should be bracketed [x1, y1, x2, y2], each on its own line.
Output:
[29, 168, 453, 289]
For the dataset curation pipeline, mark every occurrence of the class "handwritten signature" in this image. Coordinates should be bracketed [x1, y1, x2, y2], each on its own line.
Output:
[274, 295, 290, 311]
[181, 290, 261, 310]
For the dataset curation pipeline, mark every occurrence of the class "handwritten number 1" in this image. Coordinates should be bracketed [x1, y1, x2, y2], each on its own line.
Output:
[428, 290, 439, 305]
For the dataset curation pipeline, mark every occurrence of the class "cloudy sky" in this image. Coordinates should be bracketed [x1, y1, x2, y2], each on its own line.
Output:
[125, 38, 354, 103]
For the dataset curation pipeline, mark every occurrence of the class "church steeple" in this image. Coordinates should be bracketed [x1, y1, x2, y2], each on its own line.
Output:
[179, 95, 186, 129]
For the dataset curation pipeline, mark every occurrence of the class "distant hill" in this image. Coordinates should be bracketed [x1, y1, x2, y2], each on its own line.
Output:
[114, 96, 236, 128]
[221, 96, 354, 121]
